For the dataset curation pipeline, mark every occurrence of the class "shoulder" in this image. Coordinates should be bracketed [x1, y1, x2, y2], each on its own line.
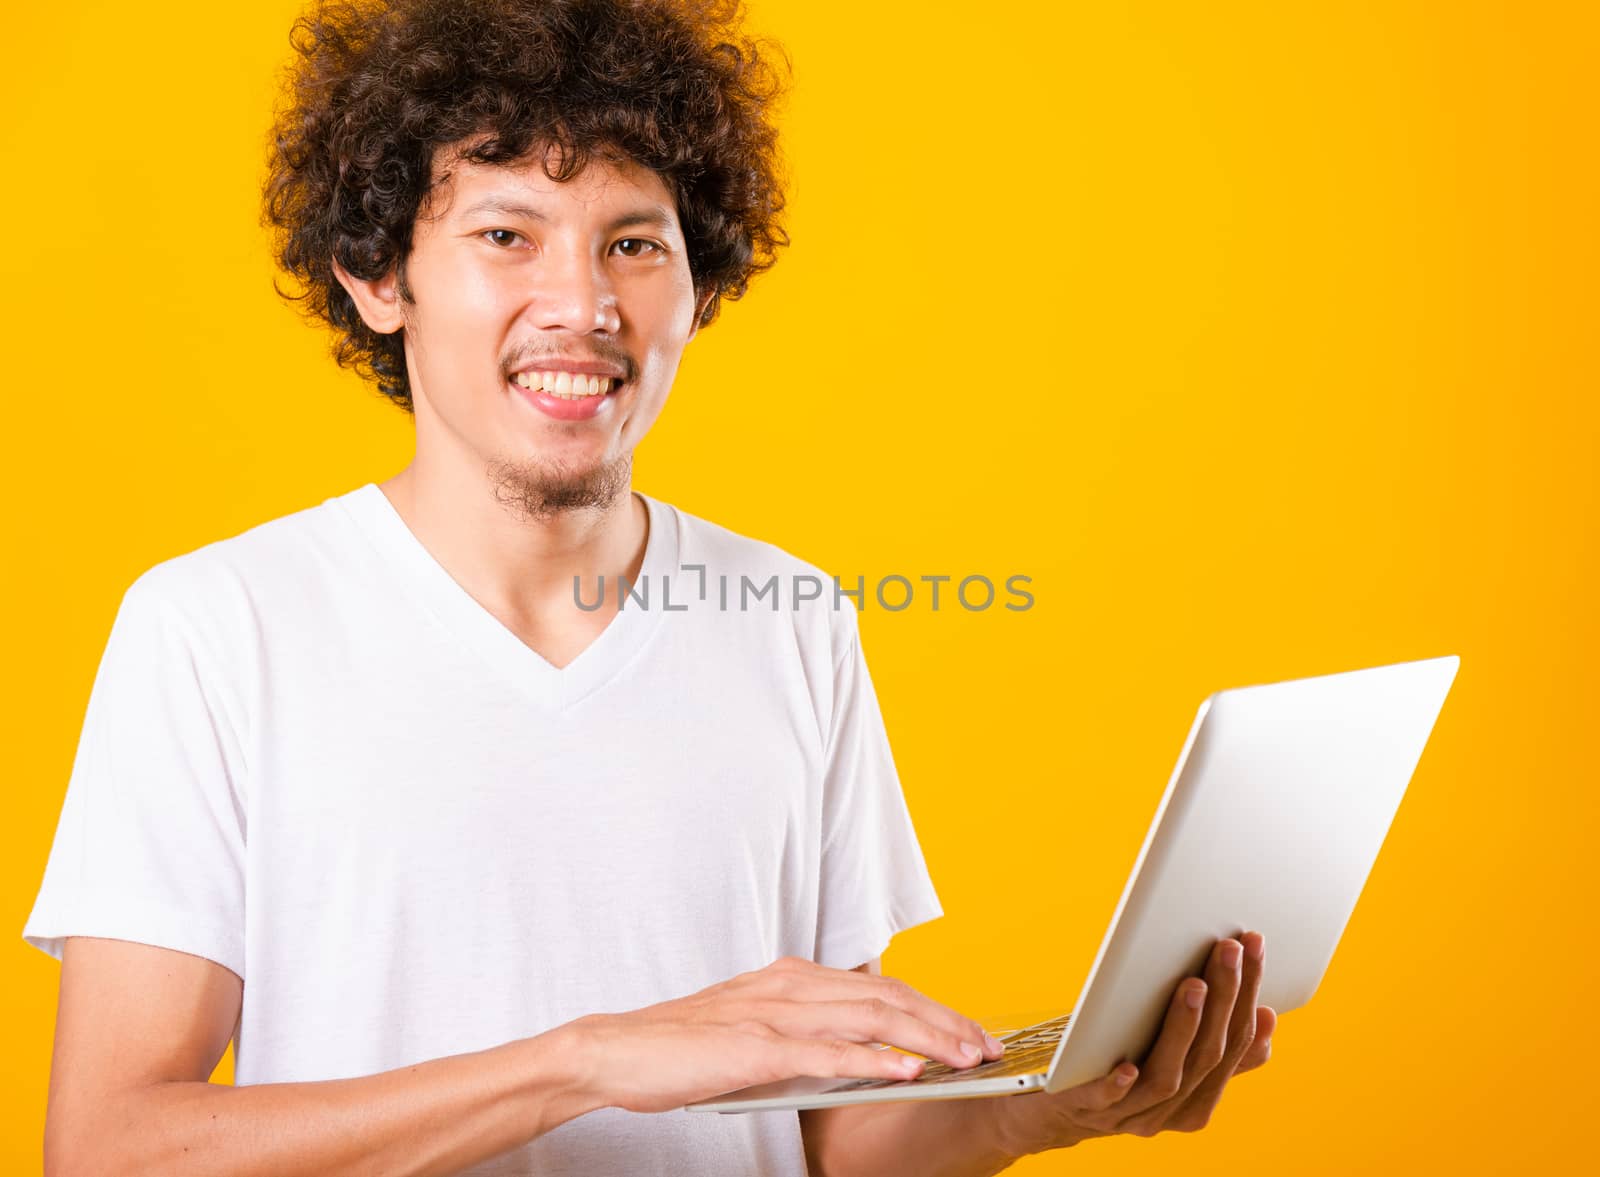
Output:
[654, 496, 864, 663]
[114, 487, 364, 661]
[661, 497, 822, 579]
[133, 489, 350, 595]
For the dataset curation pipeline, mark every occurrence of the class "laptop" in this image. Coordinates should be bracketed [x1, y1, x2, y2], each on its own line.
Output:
[688, 654, 1460, 1113]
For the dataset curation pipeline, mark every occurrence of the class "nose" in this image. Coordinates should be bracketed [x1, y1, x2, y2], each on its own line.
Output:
[526, 242, 621, 334]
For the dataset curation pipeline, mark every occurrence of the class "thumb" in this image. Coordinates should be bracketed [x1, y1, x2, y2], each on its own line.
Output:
[1055, 1062, 1140, 1113]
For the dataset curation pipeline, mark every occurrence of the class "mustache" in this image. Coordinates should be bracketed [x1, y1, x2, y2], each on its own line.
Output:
[502, 343, 634, 381]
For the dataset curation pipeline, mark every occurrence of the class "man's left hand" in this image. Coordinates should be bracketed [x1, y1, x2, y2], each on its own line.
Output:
[1001, 931, 1276, 1153]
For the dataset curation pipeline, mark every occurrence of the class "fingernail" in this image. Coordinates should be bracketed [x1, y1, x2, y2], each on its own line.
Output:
[1186, 982, 1206, 1009]
[1248, 932, 1265, 962]
[898, 1055, 924, 1075]
[983, 1031, 1005, 1055]
[1222, 941, 1242, 969]
[961, 1041, 982, 1062]
[1115, 1067, 1136, 1086]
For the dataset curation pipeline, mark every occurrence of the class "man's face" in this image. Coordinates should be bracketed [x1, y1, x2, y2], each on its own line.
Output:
[394, 143, 706, 516]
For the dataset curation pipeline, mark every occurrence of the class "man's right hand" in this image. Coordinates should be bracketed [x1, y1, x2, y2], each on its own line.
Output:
[564, 955, 1008, 1113]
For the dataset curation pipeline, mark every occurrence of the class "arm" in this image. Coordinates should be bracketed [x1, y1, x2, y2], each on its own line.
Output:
[801, 942, 1278, 1177]
[47, 941, 1003, 1177]
[45, 936, 604, 1177]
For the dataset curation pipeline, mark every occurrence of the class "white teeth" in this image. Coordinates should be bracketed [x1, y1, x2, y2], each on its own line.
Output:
[512, 371, 615, 398]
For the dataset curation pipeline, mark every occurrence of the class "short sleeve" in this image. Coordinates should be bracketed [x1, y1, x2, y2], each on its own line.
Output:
[813, 609, 943, 969]
[21, 569, 249, 979]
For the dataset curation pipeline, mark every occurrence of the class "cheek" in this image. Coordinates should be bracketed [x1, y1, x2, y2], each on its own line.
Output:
[632, 264, 699, 334]
[632, 381, 673, 422]
[615, 358, 666, 422]
[406, 275, 518, 391]
[410, 246, 510, 317]
[423, 268, 510, 332]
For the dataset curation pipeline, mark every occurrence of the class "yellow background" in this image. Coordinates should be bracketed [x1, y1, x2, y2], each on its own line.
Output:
[2, 0, 1594, 1171]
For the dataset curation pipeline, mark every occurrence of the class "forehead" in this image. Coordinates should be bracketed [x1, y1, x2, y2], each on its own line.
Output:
[423, 141, 678, 225]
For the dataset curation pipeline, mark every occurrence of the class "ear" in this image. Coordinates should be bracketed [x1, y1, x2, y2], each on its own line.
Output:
[331, 256, 406, 335]
[684, 287, 718, 344]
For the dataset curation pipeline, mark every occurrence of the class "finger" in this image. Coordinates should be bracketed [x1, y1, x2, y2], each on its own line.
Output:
[1226, 932, 1265, 1070]
[1168, 932, 1267, 1125]
[1234, 1005, 1276, 1074]
[757, 958, 1003, 1063]
[1172, 938, 1245, 1098]
[786, 1035, 930, 1083]
[1052, 1062, 1141, 1114]
[1110, 977, 1206, 1118]
[756, 997, 990, 1071]
[843, 969, 1004, 1061]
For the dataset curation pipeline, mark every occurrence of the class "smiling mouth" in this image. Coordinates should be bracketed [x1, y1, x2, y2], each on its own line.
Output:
[510, 370, 622, 401]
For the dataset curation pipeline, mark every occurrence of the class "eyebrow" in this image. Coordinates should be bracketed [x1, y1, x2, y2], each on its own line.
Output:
[457, 197, 678, 236]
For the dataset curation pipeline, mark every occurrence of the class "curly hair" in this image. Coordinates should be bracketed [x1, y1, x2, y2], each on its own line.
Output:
[261, 0, 791, 412]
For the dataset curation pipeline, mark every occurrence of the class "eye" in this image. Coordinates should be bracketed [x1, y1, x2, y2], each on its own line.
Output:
[614, 238, 664, 258]
[482, 229, 525, 248]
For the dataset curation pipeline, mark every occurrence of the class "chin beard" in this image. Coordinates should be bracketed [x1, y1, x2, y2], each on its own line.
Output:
[486, 451, 633, 522]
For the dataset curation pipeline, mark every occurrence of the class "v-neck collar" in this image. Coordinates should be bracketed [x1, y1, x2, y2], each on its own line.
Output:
[333, 481, 679, 710]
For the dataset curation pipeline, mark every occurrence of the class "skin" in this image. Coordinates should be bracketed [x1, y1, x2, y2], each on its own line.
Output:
[43, 142, 1275, 1175]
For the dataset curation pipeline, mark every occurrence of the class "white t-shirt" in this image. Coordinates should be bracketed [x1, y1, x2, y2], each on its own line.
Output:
[22, 483, 943, 1176]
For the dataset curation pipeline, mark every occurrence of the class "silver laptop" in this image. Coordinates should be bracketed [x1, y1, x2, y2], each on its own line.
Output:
[688, 654, 1460, 1113]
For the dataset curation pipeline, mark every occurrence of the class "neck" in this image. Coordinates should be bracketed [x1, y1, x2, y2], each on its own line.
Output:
[375, 454, 648, 629]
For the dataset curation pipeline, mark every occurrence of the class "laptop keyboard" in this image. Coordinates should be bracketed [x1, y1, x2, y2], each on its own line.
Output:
[826, 1012, 1073, 1092]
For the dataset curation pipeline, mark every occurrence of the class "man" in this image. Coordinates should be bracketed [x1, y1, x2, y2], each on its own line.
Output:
[23, 1, 1275, 1173]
